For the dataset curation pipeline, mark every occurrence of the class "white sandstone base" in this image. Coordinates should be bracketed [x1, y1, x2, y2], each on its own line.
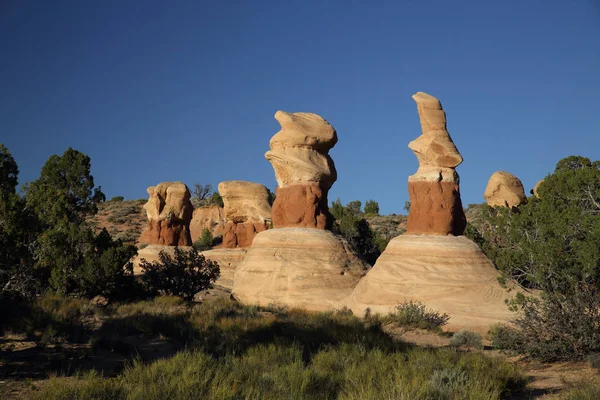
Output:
[232, 228, 366, 311]
[344, 234, 517, 331]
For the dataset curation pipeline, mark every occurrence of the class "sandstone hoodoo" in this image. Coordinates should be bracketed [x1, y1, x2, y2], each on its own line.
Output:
[219, 180, 272, 248]
[345, 92, 516, 331]
[406, 92, 466, 236]
[484, 171, 527, 208]
[232, 111, 366, 310]
[532, 179, 544, 198]
[138, 182, 193, 246]
[266, 111, 337, 230]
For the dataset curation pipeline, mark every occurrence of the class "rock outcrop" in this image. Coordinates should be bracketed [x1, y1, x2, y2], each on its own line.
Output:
[219, 180, 272, 248]
[345, 92, 516, 331]
[233, 228, 365, 310]
[532, 179, 544, 198]
[190, 206, 225, 242]
[232, 111, 366, 311]
[484, 171, 527, 208]
[406, 92, 466, 236]
[138, 182, 193, 246]
[265, 111, 337, 229]
[344, 235, 516, 330]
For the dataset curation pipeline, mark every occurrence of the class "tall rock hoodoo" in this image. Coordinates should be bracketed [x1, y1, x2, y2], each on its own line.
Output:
[266, 111, 336, 230]
[232, 111, 366, 311]
[219, 180, 272, 248]
[484, 171, 527, 208]
[406, 92, 466, 235]
[345, 92, 516, 331]
[138, 181, 193, 246]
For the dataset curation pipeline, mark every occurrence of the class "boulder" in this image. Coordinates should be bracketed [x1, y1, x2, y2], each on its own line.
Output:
[190, 206, 225, 242]
[138, 182, 193, 246]
[406, 92, 466, 236]
[265, 111, 336, 229]
[218, 180, 272, 248]
[232, 228, 366, 310]
[484, 171, 527, 208]
[532, 179, 544, 198]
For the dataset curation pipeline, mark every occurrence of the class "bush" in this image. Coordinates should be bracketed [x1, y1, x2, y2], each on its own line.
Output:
[193, 228, 213, 251]
[471, 156, 600, 361]
[449, 330, 483, 349]
[364, 199, 380, 215]
[140, 247, 220, 301]
[109, 196, 124, 202]
[384, 300, 449, 331]
[587, 353, 600, 370]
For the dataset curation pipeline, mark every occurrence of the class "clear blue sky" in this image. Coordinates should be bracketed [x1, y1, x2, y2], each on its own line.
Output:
[2, 0, 599, 214]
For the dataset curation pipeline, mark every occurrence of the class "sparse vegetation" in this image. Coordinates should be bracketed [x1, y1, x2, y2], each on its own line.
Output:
[4, 296, 526, 400]
[383, 300, 450, 332]
[449, 330, 483, 349]
[191, 183, 223, 208]
[193, 227, 214, 250]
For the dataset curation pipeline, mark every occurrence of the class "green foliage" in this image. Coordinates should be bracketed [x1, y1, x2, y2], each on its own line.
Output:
[267, 189, 276, 206]
[449, 330, 483, 349]
[0, 143, 18, 195]
[140, 247, 220, 301]
[330, 198, 382, 265]
[404, 200, 411, 214]
[193, 228, 214, 250]
[363, 199, 380, 215]
[109, 196, 125, 202]
[208, 191, 224, 207]
[383, 300, 450, 332]
[561, 381, 600, 400]
[473, 156, 600, 361]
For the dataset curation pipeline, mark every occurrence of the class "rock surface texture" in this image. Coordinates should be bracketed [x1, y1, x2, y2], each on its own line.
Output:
[265, 111, 337, 229]
[138, 182, 193, 246]
[484, 171, 527, 208]
[233, 228, 365, 310]
[190, 206, 225, 242]
[345, 92, 516, 331]
[344, 235, 516, 331]
[532, 179, 544, 198]
[218, 180, 272, 248]
[406, 92, 466, 236]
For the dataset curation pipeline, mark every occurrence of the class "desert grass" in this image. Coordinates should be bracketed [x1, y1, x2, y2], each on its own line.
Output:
[22, 296, 527, 400]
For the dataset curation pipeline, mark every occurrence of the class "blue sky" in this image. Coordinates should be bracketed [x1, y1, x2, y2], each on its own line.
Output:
[2, 0, 599, 214]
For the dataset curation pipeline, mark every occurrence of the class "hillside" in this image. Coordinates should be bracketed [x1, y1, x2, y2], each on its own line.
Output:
[87, 198, 147, 245]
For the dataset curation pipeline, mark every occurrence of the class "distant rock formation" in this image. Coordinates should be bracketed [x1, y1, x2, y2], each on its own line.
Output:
[484, 171, 527, 208]
[406, 92, 466, 236]
[345, 92, 517, 331]
[232, 111, 366, 310]
[138, 182, 193, 246]
[219, 180, 272, 248]
[532, 179, 544, 198]
[265, 111, 337, 229]
[189, 205, 225, 242]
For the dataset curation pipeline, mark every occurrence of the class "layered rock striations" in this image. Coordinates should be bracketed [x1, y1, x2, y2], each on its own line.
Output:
[232, 111, 366, 310]
[484, 171, 527, 208]
[138, 182, 193, 246]
[406, 92, 466, 236]
[345, 92, 516, 331]
[219, 180, 272, 248]
[265, 111, 337, 230]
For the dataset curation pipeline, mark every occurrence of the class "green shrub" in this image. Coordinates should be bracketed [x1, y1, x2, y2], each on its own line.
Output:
[140, 247, 220, 301]
[561, 381, 600, 400]
[364, 199, 380, 215]
[384, 300, 450, 331]
[109, 196, 125, 202]
[193, 228, 213, 251]
[587, 353, 600, 370]
[449, 330, 483, 349]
